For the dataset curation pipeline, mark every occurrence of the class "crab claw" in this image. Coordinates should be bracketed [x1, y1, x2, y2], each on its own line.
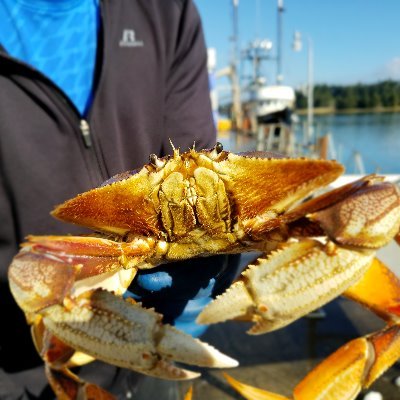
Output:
[309, 180, 400, 249]
[197, 240, 375, 333]
[42, 290, 237, 380]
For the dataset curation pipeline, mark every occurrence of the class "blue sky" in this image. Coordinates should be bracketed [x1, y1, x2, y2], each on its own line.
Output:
[195, 0, 400, 90]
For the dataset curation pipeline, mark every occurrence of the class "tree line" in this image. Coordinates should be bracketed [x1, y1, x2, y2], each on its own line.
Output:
[296, 80, 400, 110]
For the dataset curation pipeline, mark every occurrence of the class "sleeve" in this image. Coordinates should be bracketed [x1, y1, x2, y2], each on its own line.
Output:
[162, 0, 216, 154]
[0, 174, 18, 284]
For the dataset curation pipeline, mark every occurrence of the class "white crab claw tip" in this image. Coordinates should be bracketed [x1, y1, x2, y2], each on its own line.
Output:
[160, 325, 238, 368]
[205, 346, 239, 368]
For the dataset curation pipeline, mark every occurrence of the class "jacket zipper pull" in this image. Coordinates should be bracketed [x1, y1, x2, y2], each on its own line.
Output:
[80, 119, 92, 148]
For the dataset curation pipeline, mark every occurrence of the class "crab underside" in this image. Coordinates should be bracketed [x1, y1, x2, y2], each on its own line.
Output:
[8, 143, 400, 400]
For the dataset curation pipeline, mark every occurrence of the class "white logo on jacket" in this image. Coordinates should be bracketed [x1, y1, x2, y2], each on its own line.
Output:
[119, 30, 144, 47]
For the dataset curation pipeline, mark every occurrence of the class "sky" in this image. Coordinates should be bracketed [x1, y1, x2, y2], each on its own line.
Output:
[195, 0, 400, 93]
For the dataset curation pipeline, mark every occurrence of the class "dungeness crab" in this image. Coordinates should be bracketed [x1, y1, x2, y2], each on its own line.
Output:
[8, 143, 400, 399]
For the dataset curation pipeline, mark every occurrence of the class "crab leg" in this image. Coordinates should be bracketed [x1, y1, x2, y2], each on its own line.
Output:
[223, 373, 290, 400]
[32, 320, 99, 398]
[10, 234, 163, 307]
[292, 257, 400, 400]
[45, 365, 116, 400]
[23, 234, 160, 273]
[31, 321, 114, 399]
[291, 326, 400, 400]
[42, 289, 238, 380]
[396, 231, 400, 246]
[344, 257, 400, 322]
[293, 327, 400, 400]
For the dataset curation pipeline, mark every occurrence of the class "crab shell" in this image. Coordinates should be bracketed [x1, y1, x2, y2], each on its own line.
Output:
[50, 147, 344, 261]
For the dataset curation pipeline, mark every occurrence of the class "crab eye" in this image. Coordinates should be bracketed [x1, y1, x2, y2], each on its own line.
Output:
[149, 153, 166, 169]
[149, 154, 158, 165]
[215, 142, 223, 154]
[208, 142, 225, 160]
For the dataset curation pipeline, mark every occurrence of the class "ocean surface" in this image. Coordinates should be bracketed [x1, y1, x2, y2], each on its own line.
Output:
[218, 112, 400, 175]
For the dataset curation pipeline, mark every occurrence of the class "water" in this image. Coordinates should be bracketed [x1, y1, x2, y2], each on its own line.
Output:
[218, 112, 400, 174]
[308, 112, 400, 174]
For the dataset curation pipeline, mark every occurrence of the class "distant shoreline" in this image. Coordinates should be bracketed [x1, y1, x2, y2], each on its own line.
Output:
[296, 106, 400, 116]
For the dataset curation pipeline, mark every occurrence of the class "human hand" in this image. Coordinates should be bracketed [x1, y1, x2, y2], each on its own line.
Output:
[125, 255, 242, 337]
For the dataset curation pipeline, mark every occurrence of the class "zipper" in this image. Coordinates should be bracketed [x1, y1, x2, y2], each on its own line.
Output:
[1, 52, 108, 183]
[80, 119, 92, 148]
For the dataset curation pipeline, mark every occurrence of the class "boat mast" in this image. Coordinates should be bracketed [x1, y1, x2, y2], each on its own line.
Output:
[276, 0, 284, 84]
[231, 0, 243, 130]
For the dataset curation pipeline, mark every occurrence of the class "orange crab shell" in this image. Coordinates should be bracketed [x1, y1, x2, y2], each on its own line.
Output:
[51, 148, 344, 239]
